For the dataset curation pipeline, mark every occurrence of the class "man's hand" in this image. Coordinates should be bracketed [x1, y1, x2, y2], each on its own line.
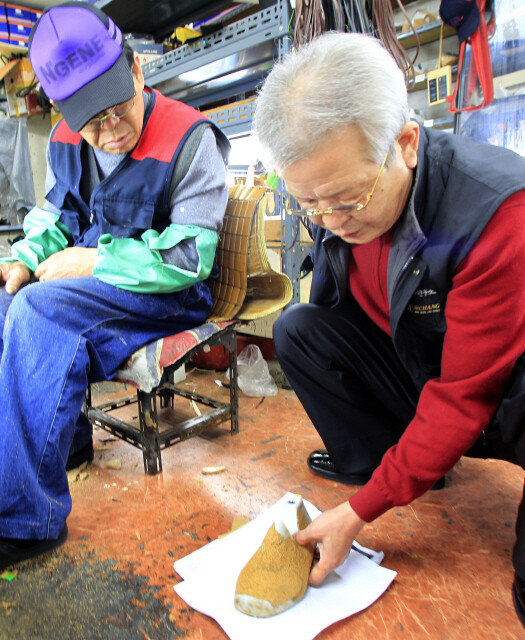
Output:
[0, 261, 31, 295]
[295, 501, 366, 586]
[35, 247, 97, 281]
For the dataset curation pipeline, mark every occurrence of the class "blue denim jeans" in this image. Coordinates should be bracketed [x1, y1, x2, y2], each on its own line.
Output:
[0, 277, 211, 540]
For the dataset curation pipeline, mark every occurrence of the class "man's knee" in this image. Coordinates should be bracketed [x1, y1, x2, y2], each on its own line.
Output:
[3, 283, 59, 339]
[273, 303, 321, 356]
[5, 283, 38, 321]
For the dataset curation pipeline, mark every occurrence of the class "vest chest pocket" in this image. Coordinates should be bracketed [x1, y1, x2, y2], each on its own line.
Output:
[404, 290, 447, 331]
[398, 305, 446, 385]
[100, 198, 156, 238]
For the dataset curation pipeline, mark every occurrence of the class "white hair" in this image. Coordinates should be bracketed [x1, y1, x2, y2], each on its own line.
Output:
[254, 32, 409, 172]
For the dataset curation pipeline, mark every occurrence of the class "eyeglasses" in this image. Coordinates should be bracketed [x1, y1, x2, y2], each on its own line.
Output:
[82, 94, 136, 132]
[286, 150, 389, 218]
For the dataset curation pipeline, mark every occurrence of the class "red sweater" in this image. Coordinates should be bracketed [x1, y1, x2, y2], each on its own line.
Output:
[347, 190, 525, 522]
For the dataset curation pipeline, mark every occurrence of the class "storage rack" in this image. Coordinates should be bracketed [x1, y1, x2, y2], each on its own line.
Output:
[397, 20, 455, 49]
[96, 1, 471, 303]
[141, 2, 289, 113]
[95, 0, 251, 40]
[98, 0, 309, 305]
[397, 14, 457, 131]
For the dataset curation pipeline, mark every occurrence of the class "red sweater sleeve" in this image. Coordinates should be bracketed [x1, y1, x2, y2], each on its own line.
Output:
[350, 190, 525, 522]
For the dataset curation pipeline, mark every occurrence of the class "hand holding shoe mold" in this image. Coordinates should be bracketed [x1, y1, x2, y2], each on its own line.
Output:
[234, 495, 315, 617]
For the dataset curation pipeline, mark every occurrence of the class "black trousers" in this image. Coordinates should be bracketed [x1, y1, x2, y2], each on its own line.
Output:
[273, 300, 525, 577]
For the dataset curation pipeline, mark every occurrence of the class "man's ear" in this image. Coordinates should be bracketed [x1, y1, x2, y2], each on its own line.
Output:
[397, 121, 420, 169]
[131, 52, 145, 85]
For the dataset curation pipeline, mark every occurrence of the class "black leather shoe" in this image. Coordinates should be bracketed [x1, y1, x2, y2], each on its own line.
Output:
[307, 450, 372, 485]
[0, 524, 68, 572]
[307, 449, 446, 490]
[66, 439, 94, 471]
[512, 573, 525, 627]
[431, 476, 446, 490]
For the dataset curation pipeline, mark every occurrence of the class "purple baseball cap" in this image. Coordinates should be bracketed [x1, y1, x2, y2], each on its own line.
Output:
[28, 1, 135, 132]
[439, 0, 480, 43]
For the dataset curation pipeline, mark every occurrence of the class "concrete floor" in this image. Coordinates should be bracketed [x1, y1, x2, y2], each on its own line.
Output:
[1, 366, 524, 640]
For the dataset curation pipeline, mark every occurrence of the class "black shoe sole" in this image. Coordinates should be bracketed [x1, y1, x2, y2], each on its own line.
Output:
[431, 477, 446, 491]
[307, 457, 446, 490]
[307, 458, 372, 485]
[66, 440, 94, 471]
[0, 524, 68, 572]
[513, 579, 525, 627]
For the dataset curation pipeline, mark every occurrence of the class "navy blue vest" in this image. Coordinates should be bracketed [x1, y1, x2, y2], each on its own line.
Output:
[310, 127, 525, 389]
[46, 89, 226, 248]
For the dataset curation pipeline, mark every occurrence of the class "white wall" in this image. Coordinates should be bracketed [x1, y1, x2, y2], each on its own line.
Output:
[27, 113, 51, 207]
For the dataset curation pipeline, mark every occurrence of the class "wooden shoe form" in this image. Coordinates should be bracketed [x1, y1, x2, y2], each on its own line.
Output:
[234, 495, 315, 617]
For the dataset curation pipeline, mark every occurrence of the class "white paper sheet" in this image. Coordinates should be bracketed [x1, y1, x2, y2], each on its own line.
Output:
[173, 493, 396, 640]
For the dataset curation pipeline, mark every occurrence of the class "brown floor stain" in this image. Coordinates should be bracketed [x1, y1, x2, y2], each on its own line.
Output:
[2, 368, 524, 639]
[0, 552, 178, 639]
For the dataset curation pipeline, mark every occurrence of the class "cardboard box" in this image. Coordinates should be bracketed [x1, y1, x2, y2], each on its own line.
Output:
[3, 55, 33, 88]
[50, 110, 62, 128]
[2, 57, 41, 116]
[6, 86, 41, 116]
[9, 34, 28, 48]
[126, 40, 163, 69]
[131, 42, 163, 55]
[138, 53, 162, 68]
[264, 216, 313, 244]
[5, 3, 32, 24]
[9, 18, 32, 37]
[6, 89, 26, 115]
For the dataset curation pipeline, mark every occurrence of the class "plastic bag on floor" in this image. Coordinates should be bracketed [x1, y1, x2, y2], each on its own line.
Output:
[227, 344, 278, 397]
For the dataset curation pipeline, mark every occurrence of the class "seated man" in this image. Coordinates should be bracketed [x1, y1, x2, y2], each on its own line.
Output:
[254, 32, 525, 626]
[0, 2, 229, 569]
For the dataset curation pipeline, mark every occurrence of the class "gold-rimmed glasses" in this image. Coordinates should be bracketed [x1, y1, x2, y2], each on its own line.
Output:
[82, 93, 137, 132]
[286, 150, 389, 218]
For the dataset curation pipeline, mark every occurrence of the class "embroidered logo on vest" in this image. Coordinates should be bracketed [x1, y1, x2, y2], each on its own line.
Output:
[407, 288, 442, 315]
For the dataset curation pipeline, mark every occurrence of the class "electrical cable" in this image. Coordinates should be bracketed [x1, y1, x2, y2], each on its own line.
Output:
[393, 0, 420, 86]
[332, 0, 343, 31]
[370, 0, 419, 88]
[293, 0, 326, 46]
[288, 7, 295, 37]
[343, 2, 356, 32]
[15, 73, 38, 98]
[292, 0, 420, 89]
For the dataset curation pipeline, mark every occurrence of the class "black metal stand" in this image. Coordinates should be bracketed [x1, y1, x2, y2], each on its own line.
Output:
[87, 324, 239, 475]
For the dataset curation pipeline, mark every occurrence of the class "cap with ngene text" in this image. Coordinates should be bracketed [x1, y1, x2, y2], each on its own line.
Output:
[28, 1, 135, 132]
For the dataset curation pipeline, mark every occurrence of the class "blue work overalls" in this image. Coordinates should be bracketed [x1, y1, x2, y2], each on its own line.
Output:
[0, 90, 223, 541]
[0, 279, 211, 540]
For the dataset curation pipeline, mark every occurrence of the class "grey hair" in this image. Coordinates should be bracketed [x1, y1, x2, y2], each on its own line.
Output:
[254, 32, 409, 172]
